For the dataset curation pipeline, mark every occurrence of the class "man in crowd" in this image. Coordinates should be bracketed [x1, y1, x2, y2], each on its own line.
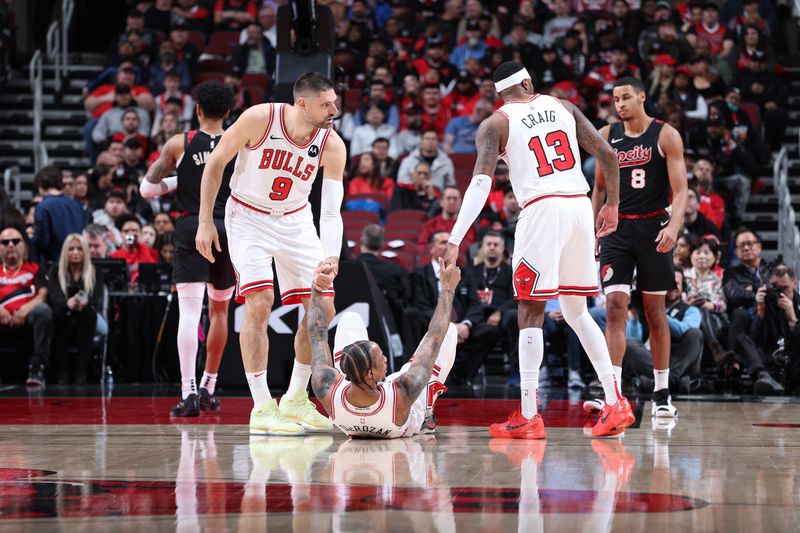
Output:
[417, 186, 476, 255]
[389, 162, 440, 215]
[723, 228, 784, 394]
[683, 187, 720, 240]
[356, 225, 410, 338]
[0, 227, 52, 387]
[110, 215, 158, 285]
[397, 129, 455, 193]
[32, 166, 86, 262]
[83, 224, 110, 258]
[442, 99, 494, 155]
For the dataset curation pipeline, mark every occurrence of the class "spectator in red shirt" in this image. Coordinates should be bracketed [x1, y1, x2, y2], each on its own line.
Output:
[417, 186, 477, 255]
[214, 0, 257, 30]
[443, 70, 481, 118]
[110, 215, 158, 285]
[347, 153, 395, 199]
[686, 2, 734, 58]
[0, 226, 52, 387]
[420, 84, 452, 138]
[693, 159, 726, 229]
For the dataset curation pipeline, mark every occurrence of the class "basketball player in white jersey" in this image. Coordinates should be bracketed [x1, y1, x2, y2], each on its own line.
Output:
[195, 72, 347, 436]
[443, 61, 634, 439]
[307, 259, 459, 439]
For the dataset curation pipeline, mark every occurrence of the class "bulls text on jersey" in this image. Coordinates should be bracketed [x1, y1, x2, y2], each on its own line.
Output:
[257, 148, 316, 181]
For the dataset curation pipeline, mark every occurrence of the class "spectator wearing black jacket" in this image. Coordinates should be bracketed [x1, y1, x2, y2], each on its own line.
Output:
[389, 162, 439, 216]
[734, 51, 788, 151]
[356, 225, 410, 339]
[232, 23, 275, 77]
[464, 231, 515, 381]
[722, 229, 783, 393]
[32, 166, 86, 263]
[47, 234, 105, 384]
[683, 188, 720, 240]
[404, 231, 500, 387]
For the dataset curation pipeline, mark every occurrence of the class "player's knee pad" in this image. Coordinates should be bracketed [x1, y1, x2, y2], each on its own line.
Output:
[176, 282, 205, 300]
[207, 284, 234, 302]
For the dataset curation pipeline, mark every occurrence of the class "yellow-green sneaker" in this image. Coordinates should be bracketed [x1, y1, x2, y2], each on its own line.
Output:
[278, 390, 333, 431]
[250, 399, 305, 436]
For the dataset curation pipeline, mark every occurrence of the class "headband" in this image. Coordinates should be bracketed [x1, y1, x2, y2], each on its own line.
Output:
[494, 68, 531, 92]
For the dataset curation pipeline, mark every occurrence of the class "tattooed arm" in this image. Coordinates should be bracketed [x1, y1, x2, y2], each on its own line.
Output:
[444, 113, 508, 265]
[308, 266, 340, 411]
[139, 134, 182, 198]
[394, 259, 461, 410]
[561, 99, 620, 237]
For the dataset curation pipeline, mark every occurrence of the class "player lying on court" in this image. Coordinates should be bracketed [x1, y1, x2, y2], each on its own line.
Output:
[306, 260, 458, 438]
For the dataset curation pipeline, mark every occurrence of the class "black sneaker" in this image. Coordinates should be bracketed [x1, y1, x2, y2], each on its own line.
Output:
[170, 394, 200, 417]
[651, 388, 678, 418]
[754, 372, 785, 395]
[199, 387, 221, 412]
[420, 413, 438, 434]
[26, 365, 45, 388]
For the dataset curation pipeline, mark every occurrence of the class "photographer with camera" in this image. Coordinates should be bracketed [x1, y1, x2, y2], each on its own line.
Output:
[748, 265, 799, 393]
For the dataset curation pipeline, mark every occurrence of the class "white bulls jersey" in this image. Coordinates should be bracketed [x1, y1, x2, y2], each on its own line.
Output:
[497, 94, 589, 207]
[328, 374, 417, 439]
[229, 103, 333, 213]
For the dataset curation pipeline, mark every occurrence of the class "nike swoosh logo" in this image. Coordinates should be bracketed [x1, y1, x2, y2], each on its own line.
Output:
[660, 219, 669, 227]
[610, 138, 623, 144]
[270, 135, 282, 140]
[600, 413, 610, 424]
[505, 423, 527, 430]
[254, 372, 265, 378]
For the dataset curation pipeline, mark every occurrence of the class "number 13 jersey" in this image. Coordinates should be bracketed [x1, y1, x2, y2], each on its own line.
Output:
[230, 103, 333, 213]
[498, 94, 588, 207]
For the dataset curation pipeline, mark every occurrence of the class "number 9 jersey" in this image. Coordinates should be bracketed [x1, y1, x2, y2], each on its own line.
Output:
[229, 103, 333, 214]
[497, 94, 588, 206]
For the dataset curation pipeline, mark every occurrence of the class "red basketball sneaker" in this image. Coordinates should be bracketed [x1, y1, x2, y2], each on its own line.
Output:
[591, 397, 635, 437]
[488, 410, 546, 439]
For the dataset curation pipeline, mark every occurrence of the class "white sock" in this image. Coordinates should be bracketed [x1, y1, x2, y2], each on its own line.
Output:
[599, 373, 620, 406]
[176, 284, 204, 399]
[285, 361, 312, 398]
[654, 368, 669, 391]
[245, 370, 272, 406]
[612, 365, 622, 385]
[181, 377, 197, 399]
[519, 328, 544, 419]
[200, 371, 218, 395]
[558, 296, 615, 386]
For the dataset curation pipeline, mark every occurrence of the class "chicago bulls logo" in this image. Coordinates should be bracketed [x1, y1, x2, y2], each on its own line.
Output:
[513, 260, 539, 298]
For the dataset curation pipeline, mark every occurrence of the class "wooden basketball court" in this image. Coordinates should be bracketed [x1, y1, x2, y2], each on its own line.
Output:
[1, 388, 798, 531]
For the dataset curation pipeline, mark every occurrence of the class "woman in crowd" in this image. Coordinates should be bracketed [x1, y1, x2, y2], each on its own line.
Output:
[48, 234, 105, 384]
[347, 152, 395, 199]
[155, 231, 175, 265]
[684, 234, 728, 360]
[153, 212, 175, 235]
[674, 233, 692, 272]
[141, 224, 157, 248]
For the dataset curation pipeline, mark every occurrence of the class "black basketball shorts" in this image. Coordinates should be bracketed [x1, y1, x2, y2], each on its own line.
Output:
[598, 213, 676, 294]
[172, 214, 236, 290]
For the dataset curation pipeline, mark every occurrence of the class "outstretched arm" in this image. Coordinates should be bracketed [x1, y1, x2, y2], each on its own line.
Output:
[444, 113, 508, 265]
[139, 134, 182, 198]
[319, 133, 346, 275]
[308, 265, 340, 410]
[395, 259, 460, 402]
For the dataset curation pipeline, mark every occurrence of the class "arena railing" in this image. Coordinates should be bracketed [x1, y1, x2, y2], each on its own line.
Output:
[46, 21, 61, 93]
[62, 0, 74, 73]
[3, 166, 20, 209]
[29, 49, 49, 173]
[773, 145, 800, 273]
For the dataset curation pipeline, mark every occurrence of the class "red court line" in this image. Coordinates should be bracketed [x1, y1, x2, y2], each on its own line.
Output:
[0, 398, 617, 428]
[0, 468, 704, 518]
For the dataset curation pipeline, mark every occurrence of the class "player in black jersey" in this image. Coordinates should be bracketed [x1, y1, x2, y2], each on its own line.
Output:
[140, 81, 237, 417]
[589, 76, 688, 418]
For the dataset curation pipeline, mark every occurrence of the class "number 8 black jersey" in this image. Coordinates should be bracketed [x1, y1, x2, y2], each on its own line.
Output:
[608, 119, 669, 216]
